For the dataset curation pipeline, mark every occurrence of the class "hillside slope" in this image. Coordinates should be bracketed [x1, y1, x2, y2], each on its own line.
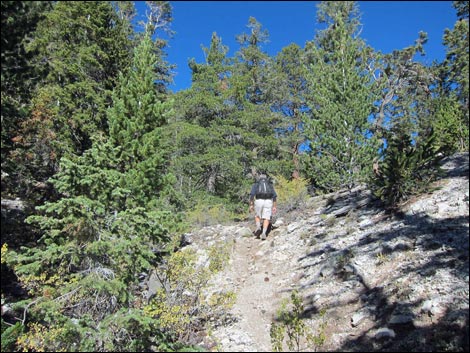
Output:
[184, 152, 469, 352]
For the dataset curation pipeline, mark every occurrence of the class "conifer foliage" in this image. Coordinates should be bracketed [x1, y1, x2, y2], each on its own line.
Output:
[303, 1, 380, 192]
[4, 1, 133, 203]
[372, 127, 445, 208]
[5, 34, 176, 351]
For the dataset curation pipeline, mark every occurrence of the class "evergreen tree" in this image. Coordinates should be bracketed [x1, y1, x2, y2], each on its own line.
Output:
[230, 17, 283, 177]
[1, 1, 53, 196]
[438, 0, 469, 151]
[426, 92, 468, 153]
[271, 44, 310, 179]
[369, 12, 454, 207]
[178, 32, 232, 128]
[169, 33, 247, 207]
[107, 32, 175, 210]
[303, 1, 380, 192]
[8, 1, 134, 202]
[5, 33, 176, 352]
[443, 1, 469, 115]
[234, 16, 273, 104]
[372, 125, 445, 209]
[373, 31, 435, 139]
[169, 18, 284, 214]
[137, 0, 175, 99]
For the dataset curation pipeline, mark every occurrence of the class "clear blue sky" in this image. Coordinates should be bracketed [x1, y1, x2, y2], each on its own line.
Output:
[134, 1, 458, 92]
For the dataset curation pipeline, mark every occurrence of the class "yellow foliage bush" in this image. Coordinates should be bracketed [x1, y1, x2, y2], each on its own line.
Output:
[144, 241, 235, 343]
[16, 322, 70, 352]
[186, 202, 237, 227]
[144, 289, 191, 337]
[207, 241, 231, 273]
[1, 243, 7, 263]
[272, 175, 309, 215]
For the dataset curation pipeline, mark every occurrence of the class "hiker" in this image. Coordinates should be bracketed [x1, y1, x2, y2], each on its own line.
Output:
[249, 172, 277, 240]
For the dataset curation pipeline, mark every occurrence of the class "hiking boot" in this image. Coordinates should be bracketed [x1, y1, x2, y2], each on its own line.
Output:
[254, 228, 262, 238]
[261, 233, 266, 240]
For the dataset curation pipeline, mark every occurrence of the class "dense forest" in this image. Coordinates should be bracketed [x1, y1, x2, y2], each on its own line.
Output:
[1, 1, 468, 351]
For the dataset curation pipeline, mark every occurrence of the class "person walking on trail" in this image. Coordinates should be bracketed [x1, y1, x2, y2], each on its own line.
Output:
[249, 172, 277, 240]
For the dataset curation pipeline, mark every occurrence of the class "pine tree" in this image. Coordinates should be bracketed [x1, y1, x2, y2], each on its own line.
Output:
[230, 17, 283, 177]
[8, 1, 134, 202]
[438, 0, 469, 151]
[5, 33, 175, 351]
[271, 44, 310, 179]
[168, 19, 284, 214]
[373, 29, 436, 142]
[1, 1, 53, 196]
[169, 32, 244, 205]
[372, 125, 445, 208]
[303, 1, 380, 192]
[234, 17, 273, 104]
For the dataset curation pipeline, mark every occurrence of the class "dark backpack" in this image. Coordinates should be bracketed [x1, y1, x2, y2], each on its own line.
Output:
[256, 177, 274, 199]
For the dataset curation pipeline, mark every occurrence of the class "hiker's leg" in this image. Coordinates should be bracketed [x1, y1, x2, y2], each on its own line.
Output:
[260, 200, 273, 240]
[254, 216, 262, 237]
[262, 218, 270, 231]
[255, 215, 261, 229]
[259, 218, 268, 240]
[260, 218, 270, 240]
[254, 200, 263, 236]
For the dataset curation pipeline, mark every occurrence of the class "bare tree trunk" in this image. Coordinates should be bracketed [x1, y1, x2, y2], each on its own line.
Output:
[207, 170, 216, 193]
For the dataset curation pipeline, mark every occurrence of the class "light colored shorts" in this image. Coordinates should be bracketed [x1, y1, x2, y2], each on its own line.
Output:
[254, 199, 273, 220]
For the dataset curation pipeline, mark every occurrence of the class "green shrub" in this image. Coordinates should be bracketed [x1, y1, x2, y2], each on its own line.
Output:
[431, 95, 469, 153]
[1, 321, 23, 352]
[270, 290, 326, 352]
[372, 128, 445, 208]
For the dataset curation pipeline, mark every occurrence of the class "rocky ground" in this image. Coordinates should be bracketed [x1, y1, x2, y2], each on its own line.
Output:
[182, 152, 469, 352]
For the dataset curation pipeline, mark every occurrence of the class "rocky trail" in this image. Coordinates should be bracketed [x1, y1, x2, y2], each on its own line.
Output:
[183, 153, 469, 352]
[216, 235, 280, 351]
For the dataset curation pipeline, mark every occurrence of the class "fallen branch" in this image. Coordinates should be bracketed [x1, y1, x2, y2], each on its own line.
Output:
[1, 199, 26, 211]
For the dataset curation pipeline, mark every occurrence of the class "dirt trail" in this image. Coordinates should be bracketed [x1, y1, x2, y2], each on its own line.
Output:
[214, 233, 290, 352]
